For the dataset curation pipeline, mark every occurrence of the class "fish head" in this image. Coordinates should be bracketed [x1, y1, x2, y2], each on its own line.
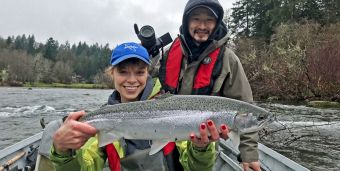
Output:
[234, 111, 274, 133]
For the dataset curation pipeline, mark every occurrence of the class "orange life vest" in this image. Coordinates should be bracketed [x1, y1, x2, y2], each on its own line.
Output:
[160, 38, 223, 94]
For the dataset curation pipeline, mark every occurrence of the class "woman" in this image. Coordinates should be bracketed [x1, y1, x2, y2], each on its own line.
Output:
[50, 42, 229, 171]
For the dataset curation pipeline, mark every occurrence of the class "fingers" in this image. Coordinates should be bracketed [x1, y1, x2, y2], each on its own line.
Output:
[53, 111, 97, 152]
[242, 161, 261, 171]
[219, 124, 229, 140]
[242, 163, 249, 171]
[66, 111, 86, 121]
[207, 120, 219, 141]
[55, 133, 88, 150]
[189, 123, 209, 148]
[199, 123, 210, 144]
[190, 120, 230, 148]
[68, 119, 97, 135]
[67, 135, 90, 149]
[205, 120, 229, 141]
[65, 111, 97, 135]
[243, 162, 249, 171]
[53, 125, 93, 151]
[189, 133, 198, 144]
[251, 161, 261, 171]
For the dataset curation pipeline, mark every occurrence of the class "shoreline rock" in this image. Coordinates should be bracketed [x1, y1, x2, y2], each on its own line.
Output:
[307, 101, 340, 109]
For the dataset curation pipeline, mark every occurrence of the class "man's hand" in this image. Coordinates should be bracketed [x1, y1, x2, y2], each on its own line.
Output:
[242, 161, 261, 171]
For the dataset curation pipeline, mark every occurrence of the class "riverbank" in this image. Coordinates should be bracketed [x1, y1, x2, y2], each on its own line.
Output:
[0, 79, 110, 89]
[0, 82, 110, 89]
[22, 82, 109, 89]
[307, 100, 340, 109]
[2, 83, 340, 109]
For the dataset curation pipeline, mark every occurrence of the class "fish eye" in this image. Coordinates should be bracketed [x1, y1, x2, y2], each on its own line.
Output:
[258, 116, 265, 120]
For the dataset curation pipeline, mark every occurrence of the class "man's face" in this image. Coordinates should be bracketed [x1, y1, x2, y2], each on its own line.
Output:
[188, 7, 217, 43]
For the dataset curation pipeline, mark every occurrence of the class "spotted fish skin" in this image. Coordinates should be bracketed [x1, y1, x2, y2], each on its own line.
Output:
[79, 94, 273, 153]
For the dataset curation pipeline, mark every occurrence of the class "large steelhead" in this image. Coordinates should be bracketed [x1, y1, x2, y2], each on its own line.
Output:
[80, 94, 273, 154]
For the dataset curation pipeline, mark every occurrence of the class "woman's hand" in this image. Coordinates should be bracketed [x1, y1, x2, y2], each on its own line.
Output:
[189, 120, 229, 148]
[53, 111, 97, 153]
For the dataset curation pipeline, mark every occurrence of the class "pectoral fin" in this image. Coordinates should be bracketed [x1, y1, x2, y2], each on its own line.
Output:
[149, 140, 169, 155]
[98, 130, 119, 147]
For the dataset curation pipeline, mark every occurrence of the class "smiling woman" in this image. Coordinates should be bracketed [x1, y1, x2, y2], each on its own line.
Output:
[105, 42, 151, 103]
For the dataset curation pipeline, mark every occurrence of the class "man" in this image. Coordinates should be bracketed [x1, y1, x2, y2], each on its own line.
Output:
[152, 0, 262, 170]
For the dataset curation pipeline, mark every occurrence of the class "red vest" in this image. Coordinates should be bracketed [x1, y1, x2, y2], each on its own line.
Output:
[162, 38, 221, 94]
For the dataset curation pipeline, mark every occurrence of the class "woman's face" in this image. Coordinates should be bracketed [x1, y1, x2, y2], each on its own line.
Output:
[188, 7, 217, 44]
[112, 63, 148, 103]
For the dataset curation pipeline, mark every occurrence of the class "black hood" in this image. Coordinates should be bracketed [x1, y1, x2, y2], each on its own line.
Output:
[180, 0, 227, 62]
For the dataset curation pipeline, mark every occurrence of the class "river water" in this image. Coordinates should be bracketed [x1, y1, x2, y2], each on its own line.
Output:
[0, 87, 339, 171]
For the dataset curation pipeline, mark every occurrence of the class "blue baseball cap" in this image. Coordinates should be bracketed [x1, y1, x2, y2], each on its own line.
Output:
[110, 42, 150, 66]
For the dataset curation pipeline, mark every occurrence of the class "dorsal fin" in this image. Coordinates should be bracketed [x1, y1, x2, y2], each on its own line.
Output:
[154, 92, 173, 100]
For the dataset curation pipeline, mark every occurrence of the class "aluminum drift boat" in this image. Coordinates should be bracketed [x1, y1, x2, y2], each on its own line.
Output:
[0, 132, 42, 171]
[214, 139, 310, 171]
[0, 132, 310, 171]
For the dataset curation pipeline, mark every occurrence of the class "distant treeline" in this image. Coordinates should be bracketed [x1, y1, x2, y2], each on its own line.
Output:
[0, 36, 112, 85]
[0, 0, 339, 102]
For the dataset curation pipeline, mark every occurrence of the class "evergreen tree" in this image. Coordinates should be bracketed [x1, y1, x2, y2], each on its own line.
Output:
[6, 36, 13, 47]
[43, 37, 59, 61]
[27, 35, 36, 54]
[230, 0, 339, 39]
[230, 0, 252, 37]
[14, 34, 28, 50]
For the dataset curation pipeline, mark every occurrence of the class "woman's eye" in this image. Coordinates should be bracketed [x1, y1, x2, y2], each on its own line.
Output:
[118, 70, 128, 74]
[137, 71, 146, 75]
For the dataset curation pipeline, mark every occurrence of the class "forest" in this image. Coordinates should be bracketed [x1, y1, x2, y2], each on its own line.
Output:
[226, 0, 340, 102]
[0, 0, 339, 102]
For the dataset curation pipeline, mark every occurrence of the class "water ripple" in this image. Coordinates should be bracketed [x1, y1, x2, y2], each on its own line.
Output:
[0, 105, 56, 118]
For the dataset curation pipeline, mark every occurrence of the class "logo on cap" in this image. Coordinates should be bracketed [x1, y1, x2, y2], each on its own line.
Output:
[124, 44, 138, 52]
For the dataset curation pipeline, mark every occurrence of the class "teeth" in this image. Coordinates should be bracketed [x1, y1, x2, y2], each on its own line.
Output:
[195, 31, 208, 34]
[125, 86, 138, 90]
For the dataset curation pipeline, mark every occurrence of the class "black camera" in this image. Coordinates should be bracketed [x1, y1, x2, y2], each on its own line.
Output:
[134, 24, 173, 57]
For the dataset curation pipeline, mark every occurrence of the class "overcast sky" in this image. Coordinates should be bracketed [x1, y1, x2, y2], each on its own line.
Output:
[0, 0, 235, 48]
